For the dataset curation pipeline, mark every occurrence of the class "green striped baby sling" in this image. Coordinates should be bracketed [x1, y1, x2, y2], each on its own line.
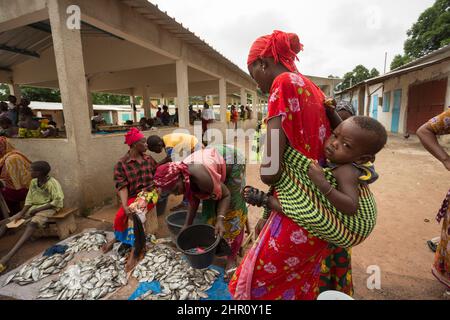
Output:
[264, 145, 377, 248]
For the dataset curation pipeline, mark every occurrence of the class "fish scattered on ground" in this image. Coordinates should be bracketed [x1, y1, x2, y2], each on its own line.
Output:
[2, 231, 107, 287]
[133, 244, 219, 300]
[37, 254, 127, 300]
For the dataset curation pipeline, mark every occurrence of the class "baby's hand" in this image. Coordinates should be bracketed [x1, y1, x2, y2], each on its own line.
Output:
[307, 161, 327, 187]
[324, 98, 337, 116]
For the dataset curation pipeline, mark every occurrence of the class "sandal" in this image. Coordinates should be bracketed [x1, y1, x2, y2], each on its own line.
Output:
[427, 240, 437, 253]
[242, 186, 269, 208]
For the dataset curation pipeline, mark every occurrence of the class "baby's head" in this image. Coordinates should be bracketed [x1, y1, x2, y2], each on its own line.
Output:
[324, 116, 387, 165]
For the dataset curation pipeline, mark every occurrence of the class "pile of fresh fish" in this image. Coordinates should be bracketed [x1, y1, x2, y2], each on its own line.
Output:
[66, 230, 107, 253]
[37, 254, 127, 300]
[133, 244, 219, 300]
[3, 251, 74, 286]
[2, 231, 107, 287]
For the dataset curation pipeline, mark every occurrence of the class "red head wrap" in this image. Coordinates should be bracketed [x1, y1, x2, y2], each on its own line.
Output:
[154, 162, 192, 203]
[124, 127, 145, 146]
[247, 30, 303, 72]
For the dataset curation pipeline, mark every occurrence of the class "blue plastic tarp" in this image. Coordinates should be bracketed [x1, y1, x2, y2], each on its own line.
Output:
[129, 265, 232, 300]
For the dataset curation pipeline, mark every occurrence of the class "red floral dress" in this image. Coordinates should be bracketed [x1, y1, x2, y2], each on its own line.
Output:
[229, 72, 353, 300]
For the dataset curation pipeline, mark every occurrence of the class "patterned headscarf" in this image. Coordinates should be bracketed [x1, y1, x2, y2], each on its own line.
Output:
[154, 162, 192, 202]
[336, 100, 356, 116]
[124, 128, 145, 147]
[247, 30, 304, 72]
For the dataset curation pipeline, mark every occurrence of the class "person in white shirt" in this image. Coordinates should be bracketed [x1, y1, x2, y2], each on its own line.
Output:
[201, 102, 215, 144]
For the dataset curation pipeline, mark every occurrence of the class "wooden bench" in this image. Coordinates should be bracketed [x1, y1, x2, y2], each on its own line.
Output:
[34, 208, 78, 240]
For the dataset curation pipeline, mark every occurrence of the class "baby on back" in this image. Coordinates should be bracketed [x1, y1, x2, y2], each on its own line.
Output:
[308, 115, 387, 215]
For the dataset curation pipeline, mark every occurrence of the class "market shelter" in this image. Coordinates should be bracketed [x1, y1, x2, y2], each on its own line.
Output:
[0, 0, 258, 212]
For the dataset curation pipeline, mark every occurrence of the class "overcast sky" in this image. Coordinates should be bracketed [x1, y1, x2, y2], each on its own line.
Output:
[149, 0, 435, 78]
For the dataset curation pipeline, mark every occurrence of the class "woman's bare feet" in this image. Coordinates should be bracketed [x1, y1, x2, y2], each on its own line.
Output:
[125, 254, 141, 273]
[102, 239, 116, 253]
[224, 259, 237, 282]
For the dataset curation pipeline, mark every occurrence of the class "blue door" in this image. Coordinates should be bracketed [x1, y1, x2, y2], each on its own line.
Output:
[372, 94, 378, 119]
[391, 89, 402, 133]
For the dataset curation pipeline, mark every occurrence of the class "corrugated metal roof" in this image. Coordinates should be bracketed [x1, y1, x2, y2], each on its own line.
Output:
[392, 43, 450, 72]
[120, 0, 255, 85]
[0, 21, 121, 70]
[0, 25, 52, 69]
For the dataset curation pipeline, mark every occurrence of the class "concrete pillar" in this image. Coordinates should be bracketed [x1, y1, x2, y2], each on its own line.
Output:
[86, 82, 94, 120]
[252, 91, 257, 109]
[142, 86, 151, 118]
[112, 110, 119, 125]
[219, 78, 227, 122]
[48, 0, 91, 208]
[240, 88, 247, 106]
[176, 59, 190, 128]
[130, 95, 136, 122]
[7, 84, 22, 102]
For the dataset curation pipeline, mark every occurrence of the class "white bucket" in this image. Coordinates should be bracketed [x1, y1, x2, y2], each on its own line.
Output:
[317, 290, 354, 300]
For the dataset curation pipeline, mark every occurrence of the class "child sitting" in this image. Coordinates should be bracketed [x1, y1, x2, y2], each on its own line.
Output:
[0, 161, 64, 273]
[244, 115, 387, 247]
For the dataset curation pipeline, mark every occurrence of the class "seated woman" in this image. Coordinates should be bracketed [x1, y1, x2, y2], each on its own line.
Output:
[154, 145, 247, 279]
[0, 117, 18, 138]
[0, 137, 31, 217]
[18, 107, 40, 138]
[102, 128, 158, 271]
[40, 121, 58, 138]
[0, 161, 63, 273]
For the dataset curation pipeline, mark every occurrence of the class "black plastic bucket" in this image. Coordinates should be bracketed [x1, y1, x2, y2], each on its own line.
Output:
[166, 211, 203, 237]
[176, 224, 220, 269]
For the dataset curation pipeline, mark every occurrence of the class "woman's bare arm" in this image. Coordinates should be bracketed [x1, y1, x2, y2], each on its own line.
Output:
[260, 116, 287, 186]
[308, 163, 360, 216]
[417, 123, 450, 170]
[185, 196, 200, 226]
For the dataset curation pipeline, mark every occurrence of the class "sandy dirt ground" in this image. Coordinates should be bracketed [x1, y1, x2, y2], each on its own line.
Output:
[0, 134, 448, 300]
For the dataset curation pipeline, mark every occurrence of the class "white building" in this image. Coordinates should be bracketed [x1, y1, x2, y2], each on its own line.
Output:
[336, 44, 450, 134]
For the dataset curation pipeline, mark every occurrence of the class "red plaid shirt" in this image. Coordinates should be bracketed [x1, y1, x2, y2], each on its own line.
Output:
[114, 153, 157, 197]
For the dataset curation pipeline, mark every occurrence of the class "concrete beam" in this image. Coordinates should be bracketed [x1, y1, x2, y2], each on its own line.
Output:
[0, 70, 12, 83]
[219, 78, 227, 122]
[72, 0, 255, 91]
[0, 0, 47, 32]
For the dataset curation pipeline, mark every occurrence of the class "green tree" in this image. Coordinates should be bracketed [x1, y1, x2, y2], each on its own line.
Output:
[0, 84, 10, 101]
[338, 65, 379, 91]
[21, 86, 61, 102]
[370, 68, 380, 78]
[92, 93, 130, 105]
[390, 54, 412, 70]
[404, 0, 450, 59]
